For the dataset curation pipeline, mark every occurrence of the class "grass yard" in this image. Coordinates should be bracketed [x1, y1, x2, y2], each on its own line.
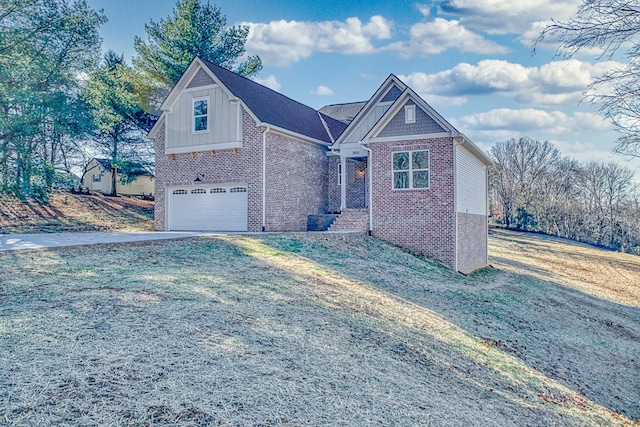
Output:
[0, 231, 638, 426]
[0, 193, 154, 233]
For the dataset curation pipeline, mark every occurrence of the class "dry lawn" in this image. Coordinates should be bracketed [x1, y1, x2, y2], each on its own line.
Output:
[0, 192, 154, 233]
[0, 231, 638, 426]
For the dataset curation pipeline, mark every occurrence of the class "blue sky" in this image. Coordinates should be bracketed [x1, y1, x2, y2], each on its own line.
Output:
[86, 0, 639, 174]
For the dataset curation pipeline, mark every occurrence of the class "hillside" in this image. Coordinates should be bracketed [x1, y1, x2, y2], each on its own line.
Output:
[0, 192, 154, 233]
[0, 231, 638, 425]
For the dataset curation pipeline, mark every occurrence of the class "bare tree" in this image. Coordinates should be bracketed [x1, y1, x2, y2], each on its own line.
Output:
[490, 137, 561, 229]
[537, 0, 640, 157]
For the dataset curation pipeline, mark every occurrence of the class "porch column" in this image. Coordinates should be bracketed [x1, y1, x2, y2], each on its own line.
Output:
[340, 155, 347, 210]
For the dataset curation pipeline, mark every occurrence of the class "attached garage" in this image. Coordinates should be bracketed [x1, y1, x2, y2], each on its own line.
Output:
[167, 184, 248, 231]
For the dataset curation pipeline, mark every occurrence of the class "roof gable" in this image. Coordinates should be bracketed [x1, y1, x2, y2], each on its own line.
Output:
[366, 88, 459, 140]
[365, 89, 492, 165]
[334, 75, 407, 146]
[151, 57, 333, 144]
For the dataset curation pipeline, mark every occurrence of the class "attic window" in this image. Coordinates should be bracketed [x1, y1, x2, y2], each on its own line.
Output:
[193, 97, 209, 133]
[92, 174, 101, 183]
[405, 105, 416, 124]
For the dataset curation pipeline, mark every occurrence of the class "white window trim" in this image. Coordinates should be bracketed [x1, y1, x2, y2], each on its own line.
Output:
[404, 105, 416, 124]
[192, 96, 210, 134]
[392, 149, 430, 190]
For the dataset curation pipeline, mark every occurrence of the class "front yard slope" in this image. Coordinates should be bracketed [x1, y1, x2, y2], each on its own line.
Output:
[0, 192, 154, 233]
[0, 232, 638, 426]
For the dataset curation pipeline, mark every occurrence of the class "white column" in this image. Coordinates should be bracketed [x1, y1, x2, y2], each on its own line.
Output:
[340, 155, 347, 210]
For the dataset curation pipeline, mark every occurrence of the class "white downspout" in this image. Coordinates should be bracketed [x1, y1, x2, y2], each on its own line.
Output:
[340, 155, 347, 211]
[262, 126, 270, 232]
[361, 144, 373, 235]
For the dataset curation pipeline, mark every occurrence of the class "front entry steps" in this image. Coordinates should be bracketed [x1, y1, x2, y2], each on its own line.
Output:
[327, 209, 369, 233]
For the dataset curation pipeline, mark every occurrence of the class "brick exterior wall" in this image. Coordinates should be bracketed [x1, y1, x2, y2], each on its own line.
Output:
[264, 131, 328, 231]
[370, 137, 456, 269]
[327, 156, 367, 212]
[154, 108, 263, 231]
[456, 212, 488, 274]
[154, 108, 329, 232]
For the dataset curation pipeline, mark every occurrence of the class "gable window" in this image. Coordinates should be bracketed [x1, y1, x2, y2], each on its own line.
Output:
[193, 97, 209, 133]
[393, 150, 429, 189]
[92, 174, 101, 182]
[404, 105, 416, 124]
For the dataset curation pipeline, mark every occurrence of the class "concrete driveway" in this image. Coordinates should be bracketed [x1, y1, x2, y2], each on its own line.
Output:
[0, 231, 211, 251]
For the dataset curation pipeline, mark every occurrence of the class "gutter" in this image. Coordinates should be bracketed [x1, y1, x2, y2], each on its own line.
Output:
[262, 126, 270, 232]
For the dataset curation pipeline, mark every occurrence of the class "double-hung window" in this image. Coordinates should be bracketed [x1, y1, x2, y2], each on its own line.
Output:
[392, 150, 430, 189]
[193, 97, 209, 133]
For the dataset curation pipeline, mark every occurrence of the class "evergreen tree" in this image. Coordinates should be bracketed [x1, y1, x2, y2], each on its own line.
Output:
[0, 0, 105, 199]
[133, 0, 261, 102]
[85, 51, 154, 196]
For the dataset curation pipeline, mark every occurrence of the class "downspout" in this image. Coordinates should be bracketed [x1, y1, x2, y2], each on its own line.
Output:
[453, 137, 460, 273]
[262, 126, 270, 232]
[361, 144, 373, 236]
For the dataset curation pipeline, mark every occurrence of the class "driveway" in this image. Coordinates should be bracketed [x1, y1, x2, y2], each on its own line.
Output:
[0, 231, 210, 251]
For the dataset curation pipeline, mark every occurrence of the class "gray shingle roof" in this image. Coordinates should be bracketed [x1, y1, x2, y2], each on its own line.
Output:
[200, 58, 332, 143]
[318, 102, 367, 124]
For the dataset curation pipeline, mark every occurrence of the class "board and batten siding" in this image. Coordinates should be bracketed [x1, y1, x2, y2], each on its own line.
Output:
[165, 86, 241, 154]
[342, 104, 391, 143]
[455, 143, 487, 215]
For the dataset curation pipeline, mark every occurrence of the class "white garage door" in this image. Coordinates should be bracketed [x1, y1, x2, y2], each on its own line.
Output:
[168, 184, 248, 231]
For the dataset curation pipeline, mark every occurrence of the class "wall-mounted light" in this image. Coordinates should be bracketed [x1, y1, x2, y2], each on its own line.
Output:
[194, 173, 204, 182]
[357, 169, 366, 178]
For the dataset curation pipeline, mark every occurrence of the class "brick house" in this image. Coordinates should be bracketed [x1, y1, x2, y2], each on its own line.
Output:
[148, 57, 492, 273]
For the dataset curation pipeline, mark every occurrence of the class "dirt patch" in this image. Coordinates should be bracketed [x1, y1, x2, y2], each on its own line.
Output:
[0, 192, 154, 233]
[0, 232, 637, 426]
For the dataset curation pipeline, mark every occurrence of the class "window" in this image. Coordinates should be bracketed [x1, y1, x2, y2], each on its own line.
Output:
[392, 150, 429, 189]
[230, 187, 247, 193]
[193, 97, 209, 133]
[405, 105, 416, 124]
[210, 188, 226, 193]
[173, 189, 188, 195]
[191, 188, 207, 194]
[92, 174, 101, 183]
[338, 164, 342, 185]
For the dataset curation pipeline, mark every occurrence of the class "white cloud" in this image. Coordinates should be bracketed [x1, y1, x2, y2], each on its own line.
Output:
[399, 59, 623, 106]
[311, 85, 334, 96]
[452, 109, 613, 141]
[243, 16, 393, 66]
[252, 75, 281, 91]
[440, 0, 578, 35]
[387, 17, 508, 57]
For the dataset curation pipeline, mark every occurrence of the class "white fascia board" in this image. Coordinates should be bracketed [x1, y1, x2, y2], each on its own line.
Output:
[458, 135, 493, 166]
[165, 141, 242, 155]
[363, 89, 461, 143]
[263, 123, 331, 148]
[366, 132, 454, 144]
[159, 58, 203, 111]
[334, 74, 407, 146]
[147, 114, 165, 140]
[336, 142, 368, 157]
